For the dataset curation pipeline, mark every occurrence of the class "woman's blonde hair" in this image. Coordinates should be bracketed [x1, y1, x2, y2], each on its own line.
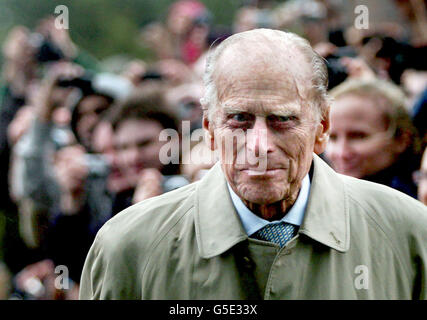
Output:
[329, 78, 421, 154]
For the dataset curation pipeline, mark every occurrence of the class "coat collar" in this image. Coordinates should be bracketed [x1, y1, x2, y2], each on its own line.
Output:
[194, 154, 350, 259]
[194, 162, 248, 259]
[299, 154, 350, 252]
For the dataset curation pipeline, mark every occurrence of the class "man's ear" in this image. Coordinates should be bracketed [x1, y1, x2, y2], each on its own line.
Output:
[203, 114, 216, 151]
[314, 106, 330, 155]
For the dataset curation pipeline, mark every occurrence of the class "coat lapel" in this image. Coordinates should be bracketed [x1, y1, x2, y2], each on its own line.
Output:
[194, 162, 248, 259]
[299, 154, 350, 252]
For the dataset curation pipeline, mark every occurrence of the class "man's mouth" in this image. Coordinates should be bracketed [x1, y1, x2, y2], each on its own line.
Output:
[241, 167, 286, 176]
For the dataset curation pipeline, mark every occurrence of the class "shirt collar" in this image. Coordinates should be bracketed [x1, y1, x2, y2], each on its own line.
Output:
[227, 174, 310, 236]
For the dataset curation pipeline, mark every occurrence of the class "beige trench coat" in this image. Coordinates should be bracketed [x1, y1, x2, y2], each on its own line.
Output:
[79, 154, 427, 299]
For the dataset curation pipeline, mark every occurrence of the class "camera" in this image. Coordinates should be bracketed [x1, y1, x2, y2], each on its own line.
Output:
[59, 72, 133, 101]
[84, 154, 111, 178]
[140, 70, 164, 81]
[57, 73, 94, 96]
[28, 33, 64, 63]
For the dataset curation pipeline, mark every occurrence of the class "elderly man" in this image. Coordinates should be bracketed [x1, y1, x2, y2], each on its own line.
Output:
[79, 29, 427, 300]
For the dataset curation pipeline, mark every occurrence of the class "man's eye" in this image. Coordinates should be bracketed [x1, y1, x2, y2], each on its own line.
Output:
[137, 139, 152, 148]
[231, 113, 251, 122]
[268, 115, 294, 123]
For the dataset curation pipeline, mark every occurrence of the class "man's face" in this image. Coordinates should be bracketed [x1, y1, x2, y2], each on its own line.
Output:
[112, 118, 165, 191]
[205, 46, 329, 206]
[76, 95, 111, 149]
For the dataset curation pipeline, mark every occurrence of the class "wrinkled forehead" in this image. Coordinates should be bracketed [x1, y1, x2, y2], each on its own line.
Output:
[213, 36, 314, 101]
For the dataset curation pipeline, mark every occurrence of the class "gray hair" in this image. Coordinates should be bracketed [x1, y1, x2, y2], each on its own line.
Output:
[201, 28, 330, 122]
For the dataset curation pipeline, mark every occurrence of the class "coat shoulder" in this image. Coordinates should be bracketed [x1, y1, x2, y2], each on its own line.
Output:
[95, 182, 197, 257]
[79, 182, 199, 299]
[340, 174, 427, 233]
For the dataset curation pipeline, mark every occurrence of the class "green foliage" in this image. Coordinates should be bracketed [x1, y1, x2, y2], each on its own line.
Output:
[0, 0, 245, 66]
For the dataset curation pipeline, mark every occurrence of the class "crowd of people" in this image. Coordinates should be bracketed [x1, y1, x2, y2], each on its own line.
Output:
[0, 0, 426, 299]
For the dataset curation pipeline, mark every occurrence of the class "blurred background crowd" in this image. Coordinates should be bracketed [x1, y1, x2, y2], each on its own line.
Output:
[0, 0, 426, 299]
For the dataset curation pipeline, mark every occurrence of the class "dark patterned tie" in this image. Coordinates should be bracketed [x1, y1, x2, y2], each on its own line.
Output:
[252, 222, 297, 247]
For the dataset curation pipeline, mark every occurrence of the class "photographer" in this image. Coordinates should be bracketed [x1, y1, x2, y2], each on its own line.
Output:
[0, 26, 40, 276]
[107, 82, 189, 213]
[10, 62, 132, 296]
[0, 16, 104, 280]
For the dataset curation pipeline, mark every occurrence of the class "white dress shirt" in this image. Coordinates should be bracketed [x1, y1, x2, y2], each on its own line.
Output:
[227, 174, 311, 236]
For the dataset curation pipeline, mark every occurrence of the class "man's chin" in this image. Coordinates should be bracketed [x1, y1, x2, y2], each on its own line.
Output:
[237, 186, 285, 206]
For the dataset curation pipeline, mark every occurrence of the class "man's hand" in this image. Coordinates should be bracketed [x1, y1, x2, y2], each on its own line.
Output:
[340, 57, 376, 80]
[54, 144, 88, 194]
[156, 59, 193, 84]
[133, 168, 164, 203]
[7, 105, 35, 146]
[121, 59, 147, 86]
[36, 62, 84, 122]
[54, 144, 89, 214]
[313, 42, 337, 58]
[36, 17, 78, 59]
[15, 259, 79, 300]
[15, 259, 55, 299]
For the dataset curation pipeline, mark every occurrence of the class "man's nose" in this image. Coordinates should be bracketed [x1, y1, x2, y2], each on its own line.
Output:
[246, 117, 274, 156]
[123, 146, 140, 166]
